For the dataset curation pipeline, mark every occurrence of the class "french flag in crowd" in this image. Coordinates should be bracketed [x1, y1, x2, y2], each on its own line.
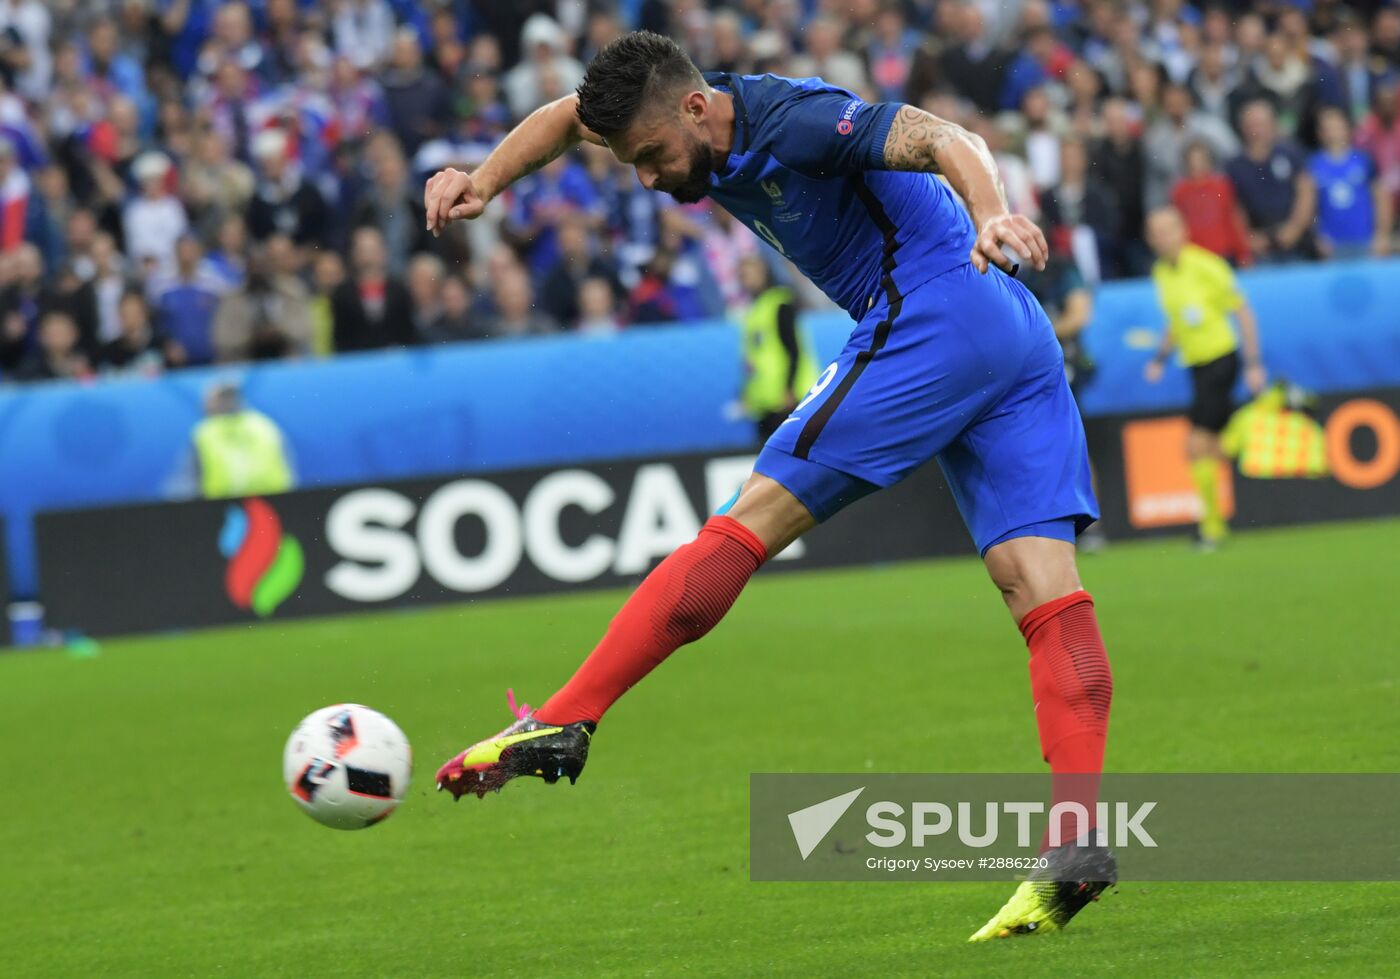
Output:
[0, 164, 28, 252]
[0, 92, 44, 253]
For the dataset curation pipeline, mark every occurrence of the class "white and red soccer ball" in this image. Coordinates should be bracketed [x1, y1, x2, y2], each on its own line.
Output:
[283, 705, 412, 829]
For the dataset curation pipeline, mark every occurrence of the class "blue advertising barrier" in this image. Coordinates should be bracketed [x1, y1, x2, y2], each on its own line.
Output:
[3, 257, 1399, 597]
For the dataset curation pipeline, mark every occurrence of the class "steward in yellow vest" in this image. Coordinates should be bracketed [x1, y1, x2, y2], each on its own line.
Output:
[738, 256, 817, 441]
[193, 382, 294, 499]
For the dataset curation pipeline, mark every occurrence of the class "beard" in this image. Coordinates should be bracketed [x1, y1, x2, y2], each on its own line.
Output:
[659, 135, 715, 204]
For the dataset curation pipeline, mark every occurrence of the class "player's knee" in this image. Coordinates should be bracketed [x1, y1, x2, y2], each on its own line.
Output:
[726, 473, 816, 554]
[984, 538, 1081, 618]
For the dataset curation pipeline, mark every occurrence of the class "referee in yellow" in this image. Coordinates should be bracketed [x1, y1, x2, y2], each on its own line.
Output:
[1143, 206, 1266, 549]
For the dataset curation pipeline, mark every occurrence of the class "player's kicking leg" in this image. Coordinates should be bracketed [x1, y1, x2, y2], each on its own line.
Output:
[435, 473, 813, 799]
[969, 534, 1116, 939]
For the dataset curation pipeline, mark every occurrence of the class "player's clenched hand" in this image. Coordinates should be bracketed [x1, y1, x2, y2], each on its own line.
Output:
[424, 167, 485, 236]
[970, 214, 1048, 275]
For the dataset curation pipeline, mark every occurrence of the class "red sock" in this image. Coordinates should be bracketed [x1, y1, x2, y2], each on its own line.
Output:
[536, 516, 767, 724]
[1019, 590, 1113, 850]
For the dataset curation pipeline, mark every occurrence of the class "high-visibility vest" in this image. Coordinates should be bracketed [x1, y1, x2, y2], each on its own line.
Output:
[1221, 389, 1329, 479]
[193, 410, 294, 499]
[741, 286, 817, 417]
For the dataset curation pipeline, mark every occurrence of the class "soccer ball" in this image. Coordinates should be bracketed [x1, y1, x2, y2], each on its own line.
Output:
[283, 704, 412, 829]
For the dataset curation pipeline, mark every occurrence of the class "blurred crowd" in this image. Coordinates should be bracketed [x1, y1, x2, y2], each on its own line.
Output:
[1, 0, 1399, 385]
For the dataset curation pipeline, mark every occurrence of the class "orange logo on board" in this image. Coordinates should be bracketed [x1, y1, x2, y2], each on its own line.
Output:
[1122, 417, 1235, 529]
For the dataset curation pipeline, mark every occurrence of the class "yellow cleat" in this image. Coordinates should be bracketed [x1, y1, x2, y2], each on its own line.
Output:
[968, 842, 1117, 942]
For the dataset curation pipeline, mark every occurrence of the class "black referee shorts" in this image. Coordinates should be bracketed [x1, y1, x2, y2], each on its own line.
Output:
[1188, 351, 1240, 433]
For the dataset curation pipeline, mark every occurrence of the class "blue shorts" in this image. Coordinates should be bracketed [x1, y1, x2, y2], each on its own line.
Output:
[756, 263, 1098, 555]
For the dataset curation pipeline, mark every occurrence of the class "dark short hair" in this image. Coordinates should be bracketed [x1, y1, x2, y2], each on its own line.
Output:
[575, 31, 704, 140]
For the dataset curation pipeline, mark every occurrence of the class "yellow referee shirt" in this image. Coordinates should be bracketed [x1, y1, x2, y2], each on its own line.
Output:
[1150, 243, 1243, 367]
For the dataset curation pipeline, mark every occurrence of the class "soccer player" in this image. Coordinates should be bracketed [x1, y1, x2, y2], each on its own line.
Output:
[425, 33, 1115, 940]
[1144, 206, 1266, 549]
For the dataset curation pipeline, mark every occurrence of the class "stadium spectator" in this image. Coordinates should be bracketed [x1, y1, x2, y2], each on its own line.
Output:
[1376, 6, 1400, 68]
[790, 15, 869, 95]
[27, 164, 72, 273]
[214, 235, 312, 361]
[331, 225, 414, 351]
[0, 242, 58, 371]
[1189, 42, 1240, 127]
[1309, 107, 1392, 259]
[332, 0, 397, 71]
[196, 57, 256, 162]
[424, 272, 477, 344]
[86, 232, 129, 347]
[540, 213, 619, 328]
[1172, 142, 1252, 267]
[503, 15, 585, 120]
[698, 203, 762, 315]
[99, 289, 169, 377]
[86, 16, 151, 116]
[627, 247, 683, 325]
[477, 263, 557, 339]
[12, 308, 90, 384]
[1001, 25, 1072, 114]
[1019, 85, 1066, 192]
[1226, 100, 1316, 263]
[940, 4, 1013, 115]
[123, 151, 188, 278]
[1357, 75, 1400, 222]
[152, 234, 225, 366]
[307, 248, 345, 357]
[246, 129, 329, 249]
[202, 2, 269, 84]
[329, 53, 390, 147]
[405, 250, 445, 340]
[866, 4, 919, 103]
[380, 27, 451, 154]
[1040, 136, 1118, 282]
[181, 129, 256, 240]
[352, 138, 431, 276]
[0, 0, 52, 102]
[1228, 30, 1326, 141]
[504, 152, 602, 279]
[46, 260, 100, 355]
[576, 275, 622, 334]
[1332, 14, 1387, 124]
[1144, 82, 1240, 211]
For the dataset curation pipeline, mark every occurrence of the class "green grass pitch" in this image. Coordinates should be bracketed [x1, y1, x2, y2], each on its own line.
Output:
[4, 518, 1398, 977]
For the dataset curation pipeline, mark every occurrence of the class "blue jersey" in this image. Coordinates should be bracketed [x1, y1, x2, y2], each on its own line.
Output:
[1309, 148, 1377, 245]
[702, 73, 976, 319]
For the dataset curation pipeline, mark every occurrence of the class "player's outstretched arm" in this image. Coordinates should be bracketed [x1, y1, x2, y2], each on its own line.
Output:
[881, 105, 1047, 274]
[424, 95, 604, 235]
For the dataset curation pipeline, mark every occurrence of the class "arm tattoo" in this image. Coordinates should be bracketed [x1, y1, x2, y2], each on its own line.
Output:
[881, 105, 1008, 209]
[518, 143, 568, 179]
[881, 105, 959, 173]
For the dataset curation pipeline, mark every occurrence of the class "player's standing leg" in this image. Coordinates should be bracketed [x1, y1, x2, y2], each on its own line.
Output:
[968, 535, 1116, 940]
[435, 475, 814, 798]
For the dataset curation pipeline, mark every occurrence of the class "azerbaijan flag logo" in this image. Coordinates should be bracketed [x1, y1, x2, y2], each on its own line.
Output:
[219, 498, 304, 617]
